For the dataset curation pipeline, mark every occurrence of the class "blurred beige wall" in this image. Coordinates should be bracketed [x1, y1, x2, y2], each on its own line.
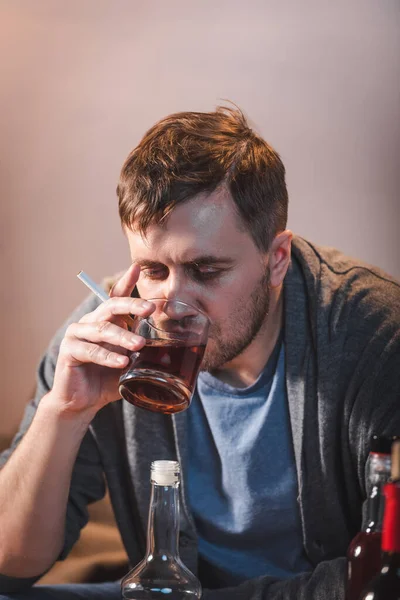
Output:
[1, 0, 399, 437]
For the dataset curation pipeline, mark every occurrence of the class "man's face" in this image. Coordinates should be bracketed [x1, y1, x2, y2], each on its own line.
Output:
[125, 188, 271, 371]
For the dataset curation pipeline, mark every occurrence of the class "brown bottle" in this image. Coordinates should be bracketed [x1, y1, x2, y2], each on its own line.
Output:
[358, 440, 400, 599]
[346, 436, 393, 600]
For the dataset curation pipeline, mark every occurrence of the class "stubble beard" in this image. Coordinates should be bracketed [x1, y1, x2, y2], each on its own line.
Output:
[201, 267, 271, 372]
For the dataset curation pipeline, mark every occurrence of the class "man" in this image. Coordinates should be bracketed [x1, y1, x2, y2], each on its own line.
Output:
[0, 106, 399, 600]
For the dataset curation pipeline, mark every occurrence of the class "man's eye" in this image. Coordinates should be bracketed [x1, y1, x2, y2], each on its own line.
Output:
[192, 267, 222, 281]
[142, 268, 167, 280]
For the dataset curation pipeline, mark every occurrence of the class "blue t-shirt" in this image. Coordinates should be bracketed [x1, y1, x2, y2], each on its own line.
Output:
[187, 341, 312, 587]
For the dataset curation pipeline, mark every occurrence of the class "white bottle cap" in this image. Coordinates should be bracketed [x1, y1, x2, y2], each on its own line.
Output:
[151, 460, 180, 486]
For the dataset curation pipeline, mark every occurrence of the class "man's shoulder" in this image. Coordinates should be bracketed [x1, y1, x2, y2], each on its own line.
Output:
[293, 235, 398, 281]
[292, 236, 400, 300]
[290, 236, 400, 334]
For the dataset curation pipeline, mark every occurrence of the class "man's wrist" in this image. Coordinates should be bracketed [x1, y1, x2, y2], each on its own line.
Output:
[37, 391, 98, 434]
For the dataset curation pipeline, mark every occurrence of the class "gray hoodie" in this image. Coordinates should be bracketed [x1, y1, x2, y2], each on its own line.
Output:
[1, 236, 400, 599]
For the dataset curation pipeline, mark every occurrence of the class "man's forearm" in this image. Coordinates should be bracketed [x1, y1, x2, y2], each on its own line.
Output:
[0, 392, 95, 578]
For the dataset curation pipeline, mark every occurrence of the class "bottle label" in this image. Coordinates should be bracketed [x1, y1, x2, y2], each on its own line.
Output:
[382, 482, 400, 553]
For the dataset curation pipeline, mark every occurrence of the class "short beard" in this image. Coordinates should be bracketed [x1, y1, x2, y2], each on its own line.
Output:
[201, 266, 271, 372]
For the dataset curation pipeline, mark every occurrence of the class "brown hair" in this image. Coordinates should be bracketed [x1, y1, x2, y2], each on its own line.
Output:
[117, 106, 288, 252]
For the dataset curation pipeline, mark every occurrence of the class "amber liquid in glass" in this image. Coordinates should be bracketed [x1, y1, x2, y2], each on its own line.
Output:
[119, 340, 206, 414]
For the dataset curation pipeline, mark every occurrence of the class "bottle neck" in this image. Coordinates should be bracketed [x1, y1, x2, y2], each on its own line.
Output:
[364, 452, 391, 533]
[146, 481, 180, 559]
[365, 485, 386, 533]
[382, 481, 400, 554]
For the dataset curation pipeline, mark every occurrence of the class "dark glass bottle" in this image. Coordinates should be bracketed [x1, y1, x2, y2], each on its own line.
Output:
[346, 436, 392, 600]
[121, 460, 202, 599]
[358, 440, 400, 599]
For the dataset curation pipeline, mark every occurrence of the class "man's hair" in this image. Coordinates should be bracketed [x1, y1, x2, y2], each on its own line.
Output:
[117, 106, 288, 252]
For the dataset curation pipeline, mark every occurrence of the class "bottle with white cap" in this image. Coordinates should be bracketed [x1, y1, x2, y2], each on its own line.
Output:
[121, 460, 202, 599]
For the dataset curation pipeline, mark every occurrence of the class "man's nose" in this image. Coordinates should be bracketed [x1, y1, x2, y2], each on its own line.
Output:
[160, 272, 200, 317]
[163, 299, 198, 321]
[163, 271, 192, 305]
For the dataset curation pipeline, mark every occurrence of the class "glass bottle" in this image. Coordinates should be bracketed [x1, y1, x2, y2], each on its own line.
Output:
[358, 440, 400, 599]
[121, 460, 202, 599]
[346, 436, 392, 600]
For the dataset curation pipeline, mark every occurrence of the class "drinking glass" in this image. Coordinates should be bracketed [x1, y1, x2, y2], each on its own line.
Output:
[119, 298, 209, 414]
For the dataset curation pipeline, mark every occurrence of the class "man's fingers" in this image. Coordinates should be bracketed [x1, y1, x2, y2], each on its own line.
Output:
[79, 296, 154, 324]
[65, 321, 145, 352]
[110, 263, 141, 298]
[61, 339, 130, 368]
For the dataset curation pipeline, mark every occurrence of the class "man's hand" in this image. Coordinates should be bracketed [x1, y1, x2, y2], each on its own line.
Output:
[51, 263, 154, 415]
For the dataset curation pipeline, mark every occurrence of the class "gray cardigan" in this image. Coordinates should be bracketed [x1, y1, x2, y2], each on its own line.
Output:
[1, 236, 400, 599]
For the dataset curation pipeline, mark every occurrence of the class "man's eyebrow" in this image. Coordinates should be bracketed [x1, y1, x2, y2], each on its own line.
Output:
[187, 255, 235, 267]
[134, 256, 235, 267]
[134, 259, 164, 268]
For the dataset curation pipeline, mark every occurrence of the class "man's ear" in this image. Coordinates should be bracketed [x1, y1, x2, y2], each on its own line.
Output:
[268, 230, 293, 288]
